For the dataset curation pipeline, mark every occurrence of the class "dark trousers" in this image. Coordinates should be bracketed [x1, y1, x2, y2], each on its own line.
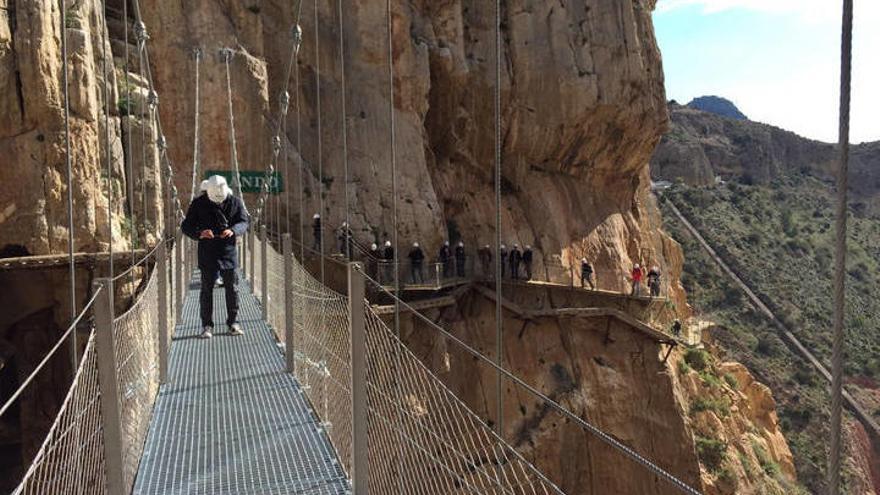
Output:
[524, 262, 532, 280]
[200, 268, 239, 327]
[455, 258, 465, 277]
[511, 261, 519, 280]
[581, 273, 594, 289]
[410, 263, 424, 284]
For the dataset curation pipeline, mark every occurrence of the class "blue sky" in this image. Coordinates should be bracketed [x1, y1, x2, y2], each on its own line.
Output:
[654, 0, 880, 144]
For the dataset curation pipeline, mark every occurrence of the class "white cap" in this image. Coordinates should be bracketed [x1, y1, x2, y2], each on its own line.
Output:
[385, 240, 391, 247]
[413, 242, 420, 248]
[313, 213, 320, 219]
[205, 175, 230, 204]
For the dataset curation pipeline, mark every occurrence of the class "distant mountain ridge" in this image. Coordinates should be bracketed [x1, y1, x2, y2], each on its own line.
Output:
[686, 96, 748, 120]
[651, 102, 880, 211]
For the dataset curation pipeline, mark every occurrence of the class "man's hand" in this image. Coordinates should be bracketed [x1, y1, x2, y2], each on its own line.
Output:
[220, 229, 234, 239]
[199, 229, 215, 239]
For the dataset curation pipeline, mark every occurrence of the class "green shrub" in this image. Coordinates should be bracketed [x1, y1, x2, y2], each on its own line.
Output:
[696, 436, 728, 473]
[723, 373, 739, 389]
[691, 396, 730, 417]
[684, 349, 710, 371]
[752, 441, 780, 477]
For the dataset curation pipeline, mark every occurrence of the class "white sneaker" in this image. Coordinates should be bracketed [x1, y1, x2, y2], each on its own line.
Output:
[229, 323, 244, 336]
[200, 326, 214, 339]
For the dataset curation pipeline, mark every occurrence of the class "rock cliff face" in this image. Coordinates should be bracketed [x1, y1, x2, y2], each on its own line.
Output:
[1, 1, 799, 493]
[651, 102, 880, 209]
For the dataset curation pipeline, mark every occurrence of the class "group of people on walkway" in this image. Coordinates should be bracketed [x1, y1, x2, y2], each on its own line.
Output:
[630, 264, 663, 297]
[497, 244, 534, 280]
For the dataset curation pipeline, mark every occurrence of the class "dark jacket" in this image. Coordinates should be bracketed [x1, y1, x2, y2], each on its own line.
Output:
[522, 249, 533, 264]
[383, 246, 394, 261]
[439, 245, 451, 263]
[181, 194, 249, 271]
[581, 261, 593, 275]
[454, 245, 466, 260]
[510, 248, 521, 264]
[408, 247, 425, 264]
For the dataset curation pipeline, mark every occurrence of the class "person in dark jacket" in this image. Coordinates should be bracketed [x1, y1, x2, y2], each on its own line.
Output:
[312, 213, 322, 252]
[647, 266, 662, 297]
[509, 244, 521, 280]
[181, 175, 249, 338]
[454, 241, 466, 277]
[338, 221, 353, 258]
[580, 258, 594, 289]
[478, 245, 492, 277]
[408, 242, 425, 284]
[499, 244, 507, 278]
[382, 240, 394, 285]
[438, 241, 451, 278]
[522, 245, 534, 280]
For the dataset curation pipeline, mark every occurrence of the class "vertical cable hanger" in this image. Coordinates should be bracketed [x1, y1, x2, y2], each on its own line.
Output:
[59, 0, 77, 368]
[493, 0, 504, 437]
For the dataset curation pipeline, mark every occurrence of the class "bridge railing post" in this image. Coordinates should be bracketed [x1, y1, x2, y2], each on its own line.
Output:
[158, 239, 169, 384]
[249, 228, 256, 289]
[93, 278, 125, 495]
[347, 262, 368, 494]
[261, 224, 268, 320]
[283, 234, 296, 374]
[176, 233, 185, 315]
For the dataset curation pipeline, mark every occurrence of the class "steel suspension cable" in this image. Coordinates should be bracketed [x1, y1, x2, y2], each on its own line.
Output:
[123, 0, 137, 287]
[493, 0, 504, 438]
[101, 0, 114, 288]
[313, 0, 325, 284]
[828, 0, 853, 493]
[337, 0, 351, 259]
[136, 22, 150, 240]
[222, 48, 246, 206]
[362, 271, 704, 495]
[190, 48, 202, 200]
[385, 0, 402, 490]
[59, 0, 77, 368]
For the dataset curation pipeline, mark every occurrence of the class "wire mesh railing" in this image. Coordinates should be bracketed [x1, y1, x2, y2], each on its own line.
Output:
[8, 237, 189, 494]
[282, 236, 564, 494]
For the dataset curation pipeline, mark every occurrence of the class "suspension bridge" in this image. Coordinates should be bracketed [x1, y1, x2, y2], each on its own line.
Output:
[0, 0, 857, 493]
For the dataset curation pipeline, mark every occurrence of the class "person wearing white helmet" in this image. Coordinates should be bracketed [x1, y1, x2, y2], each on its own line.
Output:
[454, 241, 466, 277]
[408, 242, 425, 284]
[509, 244, 522, 280]
[647, 265, 662, 297]
[478, 244, 492, 278]
[438, 240, 452, 278]
[382, 240, 394, 284]
[312, 213, 322, 251]
[580, 257, 594, 289]
[338, 221, 353, 258]
[499, 244, 508, 278]
[181, 174, 250, 338]
[522, 245, 534, 280]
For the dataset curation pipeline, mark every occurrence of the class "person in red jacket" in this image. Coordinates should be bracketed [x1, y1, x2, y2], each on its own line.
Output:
[631, 263, 643, 297]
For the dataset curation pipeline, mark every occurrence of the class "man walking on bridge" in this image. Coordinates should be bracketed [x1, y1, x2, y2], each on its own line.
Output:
[182, 175, 250, 339]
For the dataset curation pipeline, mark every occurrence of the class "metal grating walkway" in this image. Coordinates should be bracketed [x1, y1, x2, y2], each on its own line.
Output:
[134, 272, 349, 494]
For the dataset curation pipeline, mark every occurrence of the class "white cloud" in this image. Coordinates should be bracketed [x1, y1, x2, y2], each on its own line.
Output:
[656, 0, 879, 25]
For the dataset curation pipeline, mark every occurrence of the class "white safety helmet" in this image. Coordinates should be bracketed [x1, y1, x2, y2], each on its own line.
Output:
[413, 242, 419, 248]
[582, 257, 587, 263]
[205, 175, 231, 204]
[342, 221, 348, 228]
[485, 244, 490, 249]
[385, 240, 391, 247]
[199, 179, 209, 193]
[525, 245, 531, 250]
[458, 241, 464, 247]
[500, 244, 506, 249]
[444, 241, 449, 247]
[371, 243, 378, 250]
[313, 213, 320, 219]
[514, 243, 519, 248]
[634, 264, 640, 269]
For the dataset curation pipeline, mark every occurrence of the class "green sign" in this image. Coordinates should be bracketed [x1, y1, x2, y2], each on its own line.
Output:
[204, 170, 283, 194]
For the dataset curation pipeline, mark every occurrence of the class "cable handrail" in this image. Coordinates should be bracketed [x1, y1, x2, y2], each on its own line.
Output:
[110, 241, 163, 282]
[358, 267, 703, 495]
[0, 287, 103, 419]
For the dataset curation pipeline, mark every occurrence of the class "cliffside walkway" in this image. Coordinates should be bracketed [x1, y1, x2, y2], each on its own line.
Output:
[132, 272, 348, 494]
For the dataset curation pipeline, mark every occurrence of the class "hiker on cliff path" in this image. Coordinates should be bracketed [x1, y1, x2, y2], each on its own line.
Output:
[522, 245, 534, 280]
[509, 244, 522, 280]
[439, 241, 452, 278]
[631, 264, 643, 296]
[499, 244, 507, 278]
[338, 221, 353, 258]
[408, 242, 425, 284]
[478, 245, 492, 277]
[312, 213, 322, 252]
[581, 258, 594, 289]
[382, 240, 394, 284]
[647, 266, 662, 297]
[455, 241, 467, 277]
[181, 175, 249, 339]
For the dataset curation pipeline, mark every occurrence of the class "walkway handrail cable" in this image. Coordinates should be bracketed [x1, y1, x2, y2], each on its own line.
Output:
[360, 269, 703, 495]
[221, 48, 246, 206]
[190, 47, 202, 200]
[0, 287, 103, 419]
[60, 0, 77, 368]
